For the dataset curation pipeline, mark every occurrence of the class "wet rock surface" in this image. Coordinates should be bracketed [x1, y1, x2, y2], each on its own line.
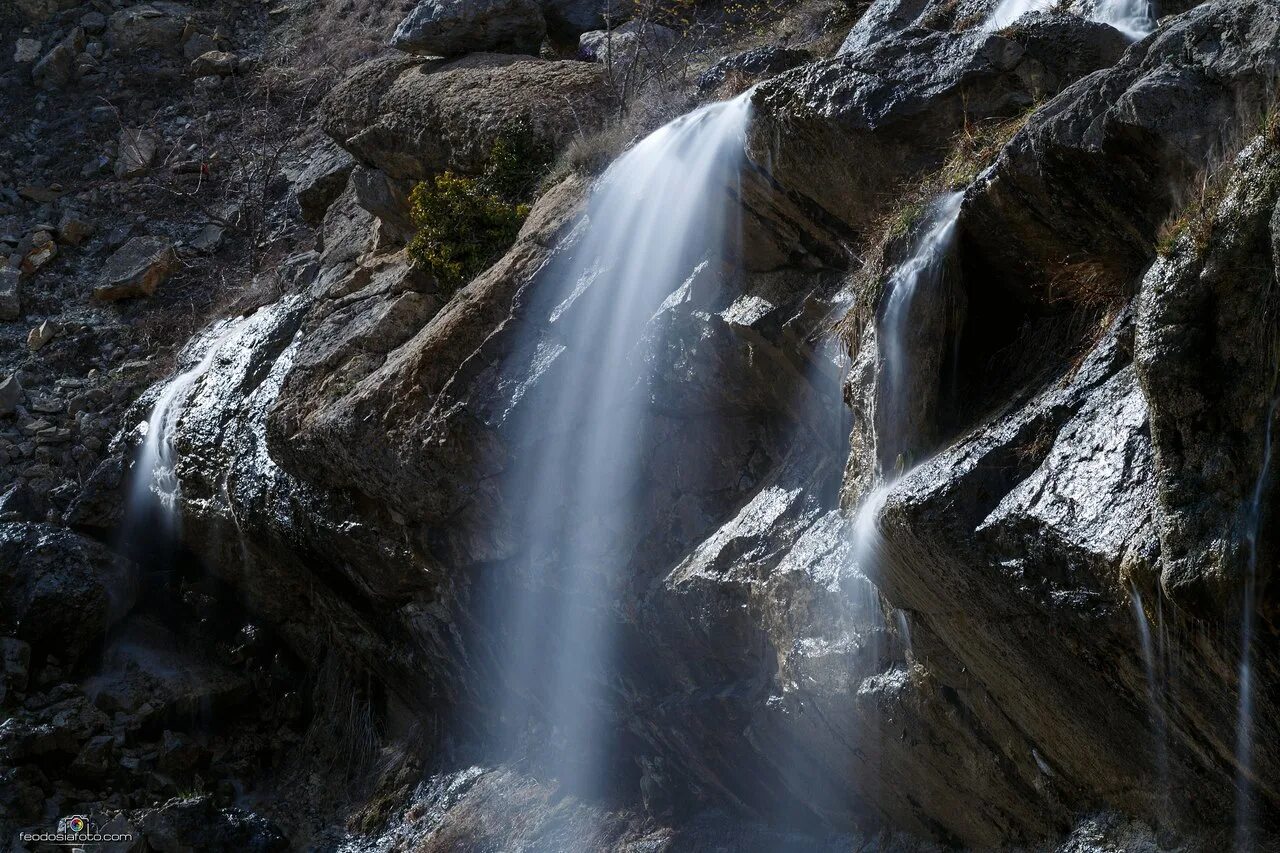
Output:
[8, 0, 1280, 849]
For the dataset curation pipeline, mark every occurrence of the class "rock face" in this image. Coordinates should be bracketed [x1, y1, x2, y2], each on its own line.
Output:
[1135, 138, 1280, 615]
[391, 0, 547, 58]
[746, 14, 1128, 234]
[959, 0, 1280, 304]
[38, 0, 1280, 848]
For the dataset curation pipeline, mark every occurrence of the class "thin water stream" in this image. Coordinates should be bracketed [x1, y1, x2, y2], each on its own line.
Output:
[1235, 395, 1277, 850]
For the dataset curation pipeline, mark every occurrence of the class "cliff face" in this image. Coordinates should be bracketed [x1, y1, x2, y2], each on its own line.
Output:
[4, 0, 1280, 848]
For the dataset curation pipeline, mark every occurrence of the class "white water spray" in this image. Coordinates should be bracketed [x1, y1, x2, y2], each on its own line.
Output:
[128, 320, 242, 532]
[1235, 395, 1277, 851]
[984, 0, 1153, 41]
[489, 93, 753, 794]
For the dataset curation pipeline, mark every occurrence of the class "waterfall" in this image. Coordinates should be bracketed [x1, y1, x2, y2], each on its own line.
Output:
[984, 0, 1153, 40]
[849, 192, 962, 588]
[486, 92, 753, 795]
[1128, 585, 1169, 816]
[126, 319, 243, 537]
[1090, 0, 1155, 39]
[877, 191, 962, 475]
[1235, 395, 1277, 851]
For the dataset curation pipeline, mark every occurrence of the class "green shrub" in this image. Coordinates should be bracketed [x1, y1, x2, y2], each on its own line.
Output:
[407, 126, 550, 290]
[407, 173, 528, 289]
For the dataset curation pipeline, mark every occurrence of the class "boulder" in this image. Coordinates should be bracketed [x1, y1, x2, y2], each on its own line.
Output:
[0, 523, 138, 671]
[292, 138, 355, 225]
[958, 0, 1280, 305]
[13, 38, 42, 65]
[746, 15, 1128, 234]
[577, 19, 675, 70]
[56, 211, 94, 246]
[391, 0, 547, 57]
[115, 127, 159, 178]
[94, 236, 177, 301]
[324, 54, 609, 182]
[0, 374, 23, 415]
[105, 2, 193, 54]
[26, 320, 55, 351]
[190, 49, 236, 77]
[0, 268, 19, 320]
[31, 27, 84, 90]
[697, 45, 813, 92]
[20, 233, 57, 275]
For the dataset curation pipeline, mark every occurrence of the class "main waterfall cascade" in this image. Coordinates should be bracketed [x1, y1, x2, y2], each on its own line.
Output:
[479, 93, 754, 795]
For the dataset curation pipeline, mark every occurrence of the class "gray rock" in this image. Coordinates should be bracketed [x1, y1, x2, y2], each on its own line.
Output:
[578, 19, 675, 66]
[105, 2, 193, 54]
[26, 320, 55, 351]
[1135, 137, 1280, 614]
[959, 0, 1280, 304]
[391, 0, 547, 57]
[31, 27, 84, 90]
[115, 127, 158, 178]
[81, 10, 107, 33]
[13, 38, 42, 65]
[292, 138, 355, 225]
[747, 15, 1127, 233]
[135, 796, 287, 852]
[0, 268, 20, 320]
[0, 374, 24, 415]
[94, 235, 177, 301]
[56, 211, 94, 246]
[182, 31, 218, 61]
[69, 733, 114, 779]
[190, 49, 237, 77]
[322, 53, 609, 183]
[697, 44, 813, 92]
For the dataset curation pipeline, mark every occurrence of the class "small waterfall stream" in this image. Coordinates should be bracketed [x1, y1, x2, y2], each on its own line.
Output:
[1235, 395, 1277, 851]
[1128, 584, 1169, 817]
[984, 0, 1154, 40]
[486, 92, 753, 796]
[125, 319, 244, 539]
[850, 192, 963, 568]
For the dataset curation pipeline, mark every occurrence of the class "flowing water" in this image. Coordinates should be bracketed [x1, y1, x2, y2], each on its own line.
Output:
[1235, 395, 1277, 850]
[1129, 585, 1169, 816]
[486, 92, 753, 796]
[126, 318, 244, 537]
[847, 191, 962, 596]
[984, 0, 1153, 40]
